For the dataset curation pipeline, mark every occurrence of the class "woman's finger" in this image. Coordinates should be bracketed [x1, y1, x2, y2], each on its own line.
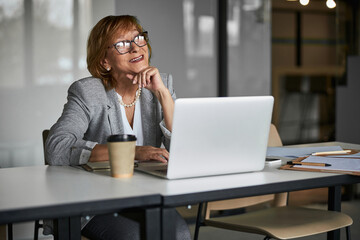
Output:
[144, 67, 154, 83]
[160, 149, 169, 160]
[135, 146, 169, 163]
[149, 148, 168, 162]
[141, 67, 152, 87]
[126, 74, 137, 85]
[150, 154, 168, 163]
[132, 66, 164, 92]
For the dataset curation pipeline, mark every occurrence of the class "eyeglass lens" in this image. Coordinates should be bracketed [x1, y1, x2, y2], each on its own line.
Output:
[114, 32, 148, 54]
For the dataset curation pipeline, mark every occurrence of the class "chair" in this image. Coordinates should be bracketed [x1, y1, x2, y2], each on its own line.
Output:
[32, 130, 50, 240]
[33, 219, 43, 240]
[194, 124, 353, 240]
[0, 225, 6, 239]
[40, 129, 89, 240]
[42, 129, 50, 165]
[0, 217, 12, 240]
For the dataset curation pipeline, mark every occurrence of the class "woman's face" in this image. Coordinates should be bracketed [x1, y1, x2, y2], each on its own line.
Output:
[104, 28, 149, 80]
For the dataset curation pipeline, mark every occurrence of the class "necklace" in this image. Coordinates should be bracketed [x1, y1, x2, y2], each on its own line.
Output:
[118, 87, 142, 108]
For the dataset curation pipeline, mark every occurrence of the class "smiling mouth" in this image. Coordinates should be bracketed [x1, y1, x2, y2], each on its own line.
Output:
[129, 55, 144, 63]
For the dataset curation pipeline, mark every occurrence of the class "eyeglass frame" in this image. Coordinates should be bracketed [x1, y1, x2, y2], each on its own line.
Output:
[109, 31, 149, 55]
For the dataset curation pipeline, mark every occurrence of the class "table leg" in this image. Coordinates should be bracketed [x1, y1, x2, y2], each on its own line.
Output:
[53, 217, 81, 240]
[194, 202, 205, 240]
[143, 208, 161, 240]
[53, 218, 70, 240]
[327, 185, 341, 240]
[161, 207, 177, 240]
[69, 217, 81, 240]
[120, 207, 161, 240]
[7, 223, 13, 240]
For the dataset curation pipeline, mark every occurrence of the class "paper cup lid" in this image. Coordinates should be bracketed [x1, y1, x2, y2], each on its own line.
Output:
[107, 134, 137, 142]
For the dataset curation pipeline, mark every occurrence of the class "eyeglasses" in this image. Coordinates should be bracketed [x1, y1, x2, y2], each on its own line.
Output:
[110, 31, 149, 55]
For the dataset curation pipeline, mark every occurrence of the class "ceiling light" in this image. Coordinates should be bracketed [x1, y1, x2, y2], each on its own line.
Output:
[326, 0, 336, 9]
[299, 0, 310, 6]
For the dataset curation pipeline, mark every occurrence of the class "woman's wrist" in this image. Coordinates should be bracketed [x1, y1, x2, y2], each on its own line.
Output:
[154, 87, 171, 101]
[89, 144, 109, 162]
[154, 88, 174, 132]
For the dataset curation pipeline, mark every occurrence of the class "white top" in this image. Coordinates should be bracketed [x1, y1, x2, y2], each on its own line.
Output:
[117, 92, 144, 146]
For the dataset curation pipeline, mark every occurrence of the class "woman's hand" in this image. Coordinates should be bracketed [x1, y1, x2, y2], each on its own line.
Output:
[127, 67, 175, 132]
[90, 145, 168, 163]
[135, 146, 169, 163]
[127, 66, 166, 94]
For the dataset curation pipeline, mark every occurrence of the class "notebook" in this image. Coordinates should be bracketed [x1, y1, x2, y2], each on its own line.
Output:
[135, 96, 274, 179]
[82, 161, 111, 171]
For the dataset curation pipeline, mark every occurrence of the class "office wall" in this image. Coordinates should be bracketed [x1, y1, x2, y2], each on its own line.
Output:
[0, 0, 271, 170]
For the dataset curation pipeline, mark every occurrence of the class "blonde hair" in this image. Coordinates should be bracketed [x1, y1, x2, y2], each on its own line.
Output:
[87, 15, 152, 90]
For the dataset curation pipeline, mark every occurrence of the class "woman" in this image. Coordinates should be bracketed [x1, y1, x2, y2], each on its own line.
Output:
[45, 15, 191, 240]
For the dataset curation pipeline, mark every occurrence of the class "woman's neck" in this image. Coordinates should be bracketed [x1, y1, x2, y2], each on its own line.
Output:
[114, 76, 138, 97]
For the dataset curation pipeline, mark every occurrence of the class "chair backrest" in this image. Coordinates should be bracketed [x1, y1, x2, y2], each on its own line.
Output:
[42, 129, 50, 165]
[205, 124, 287, 219]
[268, 123, 283, 147]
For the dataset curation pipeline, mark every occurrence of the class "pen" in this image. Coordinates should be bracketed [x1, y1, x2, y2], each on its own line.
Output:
[287, 161, 331, 167]
[311, 150, 351, 156]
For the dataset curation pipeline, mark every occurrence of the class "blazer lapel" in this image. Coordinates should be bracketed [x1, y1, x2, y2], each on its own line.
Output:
[140, 88, 157, 146]
[106, 89, 124, 134]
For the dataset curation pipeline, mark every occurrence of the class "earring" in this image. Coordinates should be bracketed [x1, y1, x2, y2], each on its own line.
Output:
[107, 67, 110, 71]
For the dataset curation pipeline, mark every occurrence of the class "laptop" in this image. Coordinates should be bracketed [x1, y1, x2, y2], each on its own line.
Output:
[135, 96, 274, 179]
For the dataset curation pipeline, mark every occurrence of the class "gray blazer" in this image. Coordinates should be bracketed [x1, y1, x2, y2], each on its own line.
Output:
[45, 73, 176, 166]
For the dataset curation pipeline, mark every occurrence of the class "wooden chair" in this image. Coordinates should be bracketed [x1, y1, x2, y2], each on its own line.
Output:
[0, 216, 12, 240]
[40, 129, 89, 240]
[42, 129, 50, 165]
[0, 225, 6, 240]
[31, 130, 50, 240]
[194, 124, 353, 240]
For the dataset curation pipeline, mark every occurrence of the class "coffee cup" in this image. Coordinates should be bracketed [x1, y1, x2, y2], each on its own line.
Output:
[107, 134, 137, 178]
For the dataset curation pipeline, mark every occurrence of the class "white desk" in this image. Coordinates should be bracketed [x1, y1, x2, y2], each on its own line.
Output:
[0, 166, 162, 240]
[1, 142, 359, 240]
[130, 141, 360, 240]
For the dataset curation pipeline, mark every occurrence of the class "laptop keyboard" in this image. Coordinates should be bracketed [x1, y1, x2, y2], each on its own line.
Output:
[155, 168, 168, 174]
